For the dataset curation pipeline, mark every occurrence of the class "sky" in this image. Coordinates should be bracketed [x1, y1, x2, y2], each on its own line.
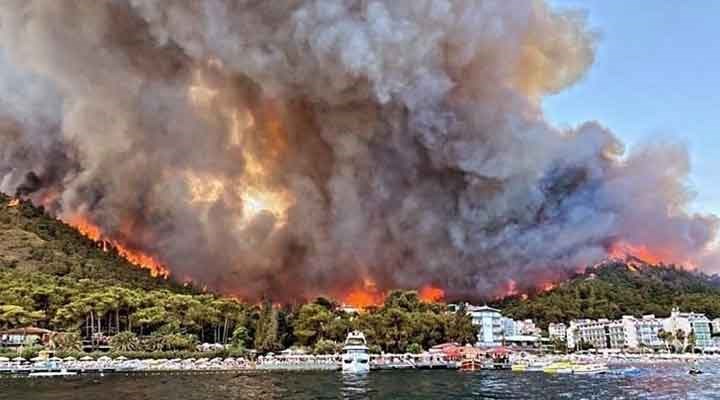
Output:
[544, 0, 720, 216]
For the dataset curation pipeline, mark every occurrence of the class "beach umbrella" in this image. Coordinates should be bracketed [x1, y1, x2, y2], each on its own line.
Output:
[64, 356, 77, 362]
[98, 356, 112, 362]
[12, 357, 26, 362]
[49, 356, 63, 362]
[31, 356, 44, 362]
[115, 356, 128, 361]
[0, 357, 10, 362]
[224, 357, 235, 362]
[79, 356, 94, 361]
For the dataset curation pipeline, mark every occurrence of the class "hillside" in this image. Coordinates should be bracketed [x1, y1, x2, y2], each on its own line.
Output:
[495, 260, 720, 328]
[0, 193, 183, 291]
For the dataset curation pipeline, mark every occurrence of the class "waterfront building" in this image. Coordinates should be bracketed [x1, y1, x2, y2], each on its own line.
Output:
[467, 305, 504, 346]
[516, 319, 541, 336]
[712, 318, 720, 335]
[663, 308, 713, 349]
[567, 319, 611, 350]
[634, 315, 664, 349]
[548, 323, 567, 340]
[501, 317, 518, 337]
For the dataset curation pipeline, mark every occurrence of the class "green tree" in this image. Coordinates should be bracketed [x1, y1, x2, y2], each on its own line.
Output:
[110, 331, 140, 352]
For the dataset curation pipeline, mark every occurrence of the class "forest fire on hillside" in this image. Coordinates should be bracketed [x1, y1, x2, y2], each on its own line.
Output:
[1, 0, 718, 302]
[66, 215, 169, 278]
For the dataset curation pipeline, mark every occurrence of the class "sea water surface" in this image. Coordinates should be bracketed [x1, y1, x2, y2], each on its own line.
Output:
[2, 363, 720, 399]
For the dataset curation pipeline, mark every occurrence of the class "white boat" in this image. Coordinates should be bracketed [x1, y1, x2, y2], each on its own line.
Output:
[341, 331, 370, 373]
[525, 360, 552, 372]
[28, 369, 77, 377]
[573, 363, 609, 375]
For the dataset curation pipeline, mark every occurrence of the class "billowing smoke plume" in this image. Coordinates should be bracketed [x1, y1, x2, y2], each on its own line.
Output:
[0, 0, 717, 300]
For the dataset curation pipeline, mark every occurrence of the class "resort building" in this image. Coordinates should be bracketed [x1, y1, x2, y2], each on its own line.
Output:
[634, 315, 664, 348]
[516, 319, 541, 336]
[467, 305, 504, 346]
[501, 317, 518, 337]
[663, 308, 713, 349]
[711, 318, 720, 335]
[548, 323, 567, 340]
[567, 314, 668, 351]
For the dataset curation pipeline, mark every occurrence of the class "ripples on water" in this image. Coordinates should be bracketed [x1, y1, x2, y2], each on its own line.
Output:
[2, 363, 720, 400]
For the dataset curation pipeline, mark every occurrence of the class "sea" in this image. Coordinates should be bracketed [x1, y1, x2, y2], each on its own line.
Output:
[2, 363, 720, 400]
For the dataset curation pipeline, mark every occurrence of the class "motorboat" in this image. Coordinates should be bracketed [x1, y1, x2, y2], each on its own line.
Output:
[543, 360, 574, 374]
[459, 359, 481, 372]
[526, 360, 552, 372]
[573, 363, 609, 375]
[28, 369, 77, 377]
[341, 331, 370, 373]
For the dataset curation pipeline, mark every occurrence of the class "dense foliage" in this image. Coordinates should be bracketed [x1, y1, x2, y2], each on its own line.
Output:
[496, 261, 720, 328]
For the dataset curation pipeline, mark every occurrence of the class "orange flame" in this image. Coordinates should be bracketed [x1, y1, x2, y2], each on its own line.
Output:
[66, 215, 169, 278]
[419, 285, 445, 303]
[608, 241, 688, 266]
[343, 279, 385, 309]
[8, 198, 20, 207]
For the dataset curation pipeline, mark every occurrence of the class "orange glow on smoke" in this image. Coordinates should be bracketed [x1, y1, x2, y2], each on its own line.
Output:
[66, 215, 169, 278]
[7, 198, 20, 207]
[419, 285, 445, 303]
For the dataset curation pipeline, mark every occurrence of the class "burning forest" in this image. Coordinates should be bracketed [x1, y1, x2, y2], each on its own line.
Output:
[0, 0, 718, 304]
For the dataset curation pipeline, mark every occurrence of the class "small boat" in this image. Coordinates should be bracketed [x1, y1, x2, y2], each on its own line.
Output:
[688, 368, 703, 375]
[459, 359, 481, 372]
[28, 369, 77, 378]
[341, 331, 370, 374]
[573, 363, 609, 375]
[511, 362, 528, 372]
[526, 360, 552, 372]
[543, 361, 574, 374]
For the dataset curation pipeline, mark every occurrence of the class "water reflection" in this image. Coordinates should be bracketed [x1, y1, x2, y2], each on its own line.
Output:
[341, 372, 370, 399]
[2, 363, 720, 399]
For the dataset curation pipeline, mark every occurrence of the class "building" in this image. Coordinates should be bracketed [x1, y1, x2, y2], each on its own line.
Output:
[567, 314, 666, 351]
[516, 319, 541, 336]
[567, 319, 611, 350]
[548, 323, 567, 340]
[711, 318, 720, 335]
[501, 317, 518, 337]
[634, 315, 664, 349]
[663, 308, 713, 350]
[467, 305, 504, 346]
[0, 327, 54, 348]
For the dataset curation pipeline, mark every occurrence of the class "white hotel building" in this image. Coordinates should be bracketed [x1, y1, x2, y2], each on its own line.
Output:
[567, 315, 664, 350]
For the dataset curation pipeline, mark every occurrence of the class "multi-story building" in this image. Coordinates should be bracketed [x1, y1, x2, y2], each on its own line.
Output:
[711, 318, 720, 335]
[567, 319, 611, 350]
[467, 305, 504, 347]
[516, 319, 541, 336]
[634, 315, 664, 348]
[567, 316, 648, 350]
[501, 317, 518, 337]
[548, 323, 567, 340]
[663, 308, 713, 349]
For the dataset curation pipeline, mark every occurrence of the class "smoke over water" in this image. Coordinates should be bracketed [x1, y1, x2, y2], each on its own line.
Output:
[0, 0, 718, 302]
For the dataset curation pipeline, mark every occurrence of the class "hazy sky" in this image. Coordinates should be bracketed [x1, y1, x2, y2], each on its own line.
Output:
[544, 1, 720, 216]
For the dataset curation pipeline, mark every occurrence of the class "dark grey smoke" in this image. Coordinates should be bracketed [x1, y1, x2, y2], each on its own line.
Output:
[0, 0, 717, 300]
